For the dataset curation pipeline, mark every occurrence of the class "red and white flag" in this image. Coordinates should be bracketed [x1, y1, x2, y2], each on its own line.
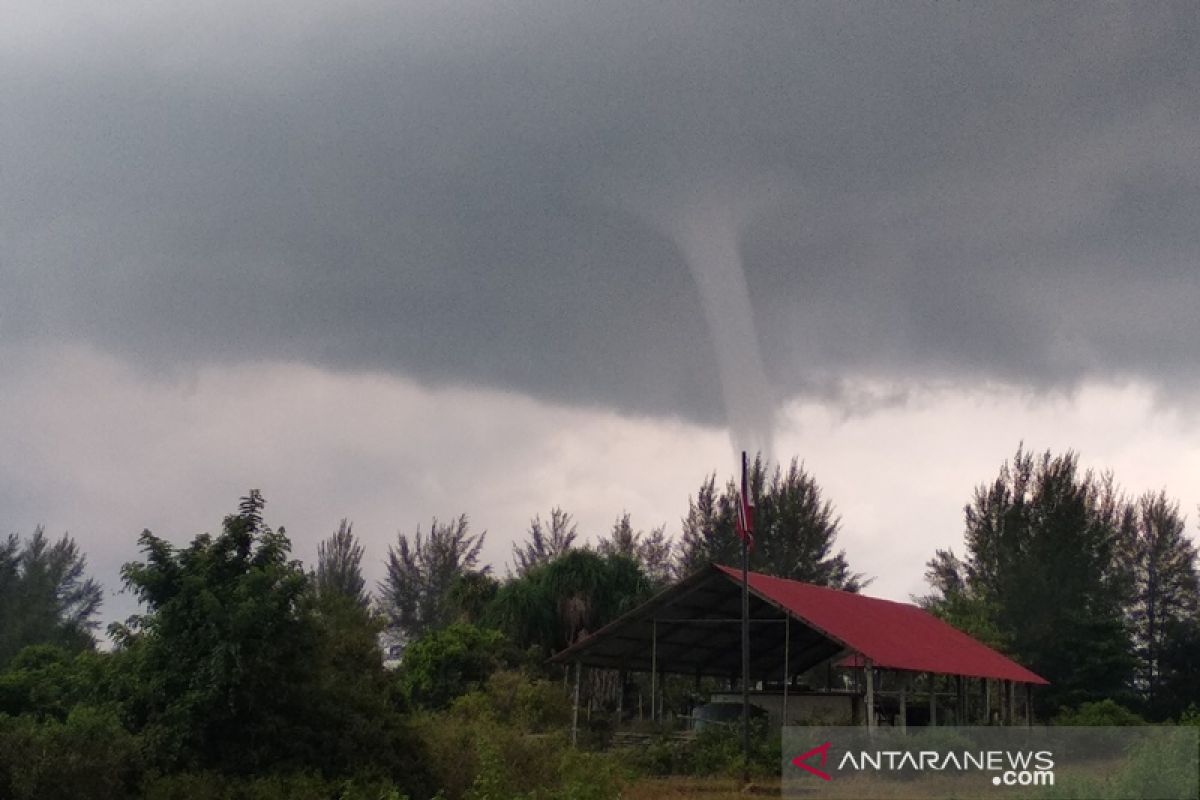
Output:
[735, 489, 755, 551]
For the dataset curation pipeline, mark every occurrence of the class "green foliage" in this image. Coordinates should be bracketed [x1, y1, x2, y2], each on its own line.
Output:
[1153, 616, 1200, 722]
[0, 527, 103, 668]
[917, 556, 1011, 651]
[1052, 699, 1145, 726]
[413, 670, 626, 800]
[115, 491, 319, 773]
[676, 455, 865, 589]
[449, 670, 573, 732]
[397, 623, 512, 710]
[0, 644, 118, 719]
[1040, 727, 1198, 800]
[114, 492, 430, 795]
[615, 720, 778, 780]
[305, 590, 427, 786]
[923, 446, 1139, 715]
[1106, 728, 1199, 800]
[0, 705, 138, 800]
[446, 571, 501, 626]
[380, 515, 488, 642]
[485, 549, 651, 658]
[511, 507, 578, 577]
[597, 513, 673, 588]
[316, 519, 370, 608]
[1125, 491, 1199, 720]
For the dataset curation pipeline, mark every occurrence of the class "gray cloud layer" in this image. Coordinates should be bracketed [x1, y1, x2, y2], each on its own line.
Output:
[4, 2, 1197, 425]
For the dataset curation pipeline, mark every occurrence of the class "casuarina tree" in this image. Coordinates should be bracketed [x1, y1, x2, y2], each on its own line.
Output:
[379, 514, 488, 641]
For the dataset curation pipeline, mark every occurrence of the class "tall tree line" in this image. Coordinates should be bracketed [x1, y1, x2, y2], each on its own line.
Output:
[922, 446, 1200, 718]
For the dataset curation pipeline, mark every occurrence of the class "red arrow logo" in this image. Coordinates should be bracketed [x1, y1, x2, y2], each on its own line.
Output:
[791, 741, 833, 781]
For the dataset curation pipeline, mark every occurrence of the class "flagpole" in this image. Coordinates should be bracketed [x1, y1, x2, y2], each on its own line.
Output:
[741, 449, 751, 786]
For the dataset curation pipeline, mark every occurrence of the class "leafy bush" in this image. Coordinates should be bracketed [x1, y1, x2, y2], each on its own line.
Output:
[1053, 699, 1145, 726]
[397, 624, 512, 710]
[0, 645, 117, 720]
[413, 670, 626, 799]
[0, 705, 138, 800]
[450, 670, 572, 732]
[615, 719, 778, 779]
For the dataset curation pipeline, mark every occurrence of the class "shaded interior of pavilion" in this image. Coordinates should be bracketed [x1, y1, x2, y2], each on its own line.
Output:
[549, 564, 1049, 735]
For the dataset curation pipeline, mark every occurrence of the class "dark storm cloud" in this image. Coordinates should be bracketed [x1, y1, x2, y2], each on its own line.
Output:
[3, 2, 1197, 423]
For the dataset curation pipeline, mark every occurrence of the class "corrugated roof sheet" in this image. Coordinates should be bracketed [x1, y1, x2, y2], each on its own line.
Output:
[716, 565, 1048, 685]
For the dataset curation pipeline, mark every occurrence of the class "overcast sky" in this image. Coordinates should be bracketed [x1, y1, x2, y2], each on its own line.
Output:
[3, 2, 1198, 629]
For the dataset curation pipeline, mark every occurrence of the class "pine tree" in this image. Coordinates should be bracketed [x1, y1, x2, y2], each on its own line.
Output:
[510, 507, 577, 576]
[0, 527, 103, 666]
[379, 514, 487, 641]
[597, 513, 674, 586]
[1126, 491, 1199, 717]
[756, 458, 863, 589]
[675, 473, 736, 576]
[674, 456, 863, 590]
[924, 446, 1137, 714]
[315, 519, 369, 608]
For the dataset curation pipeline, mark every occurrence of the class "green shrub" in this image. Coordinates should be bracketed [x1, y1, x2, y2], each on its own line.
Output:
[470, 670, 572, 732]
[0, 706, 138, 800]
[614, 720, 778, 780]
[1053, 699, 1145, 726]
[413, 671, 627, 800]
[1110, 728, 1199, 800]
[417, 713, 566, 800]
[548, 748, 627, 800]
[398, 625, 512, 711]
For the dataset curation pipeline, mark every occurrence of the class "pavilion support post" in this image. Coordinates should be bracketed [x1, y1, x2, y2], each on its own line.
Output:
[956, 675, 965, 725]
[898, 673, 908, 732]
[782, 615, 790, 726]
[1006, 679, 1015, 726]
[864, 658, 876, 731]
[1025, 684, 1032, 728]
[928, 672, 937, 727]
[985, 679, 992, 724]
[571, 661, 581, 748]
[616, 669, 624, 726]
[650, 619, 658, 723]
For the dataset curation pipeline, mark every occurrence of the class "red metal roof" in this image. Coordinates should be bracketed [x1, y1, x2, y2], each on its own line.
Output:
[717, 565, 1048, 685]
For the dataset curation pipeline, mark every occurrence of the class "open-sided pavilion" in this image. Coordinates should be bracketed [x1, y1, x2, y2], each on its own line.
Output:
[550, 564, 1047, 737]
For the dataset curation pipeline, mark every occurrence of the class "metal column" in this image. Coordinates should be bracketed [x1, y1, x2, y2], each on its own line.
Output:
[864, 658, 876, 730]
[782, 615, 790, 726]
[571, 661, 581, 747]
[650, 619, 657, 723]
[928, 672, 937, 727]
